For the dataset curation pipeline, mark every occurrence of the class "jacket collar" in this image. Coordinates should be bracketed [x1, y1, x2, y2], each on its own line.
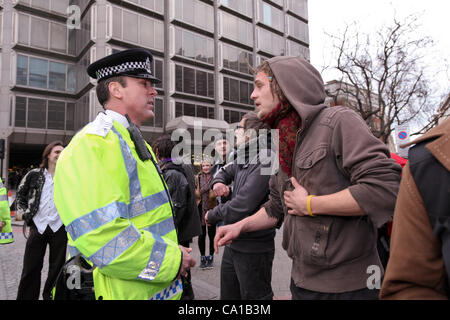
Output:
[402, 119, 450, 171]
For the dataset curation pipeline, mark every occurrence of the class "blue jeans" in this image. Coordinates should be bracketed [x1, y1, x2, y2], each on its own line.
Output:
[220, 246, 274, 300]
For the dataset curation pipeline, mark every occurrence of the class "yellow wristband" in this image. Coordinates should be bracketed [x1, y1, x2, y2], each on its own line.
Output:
[307, 195, 316, 217]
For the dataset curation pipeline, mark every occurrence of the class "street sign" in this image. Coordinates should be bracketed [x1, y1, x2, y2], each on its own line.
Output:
[397, 131, 408, 140]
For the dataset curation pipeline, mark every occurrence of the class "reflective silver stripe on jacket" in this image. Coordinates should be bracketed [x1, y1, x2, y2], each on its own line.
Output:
[137, 234, 167, 281]
[88, 225, 140, 268]
[0, 194, 8, 202]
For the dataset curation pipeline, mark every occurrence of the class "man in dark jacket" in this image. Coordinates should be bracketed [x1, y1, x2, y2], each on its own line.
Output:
[206, 111, 276, 300]
[152, 134, 202, 300]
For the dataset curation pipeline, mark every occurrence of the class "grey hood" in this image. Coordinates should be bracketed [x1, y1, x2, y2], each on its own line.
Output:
[267, 56, 327, 131]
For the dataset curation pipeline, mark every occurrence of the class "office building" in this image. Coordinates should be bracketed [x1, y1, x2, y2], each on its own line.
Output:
[0, 0, 309, 179]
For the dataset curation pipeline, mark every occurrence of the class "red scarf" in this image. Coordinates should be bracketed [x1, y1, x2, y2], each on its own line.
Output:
[263, 102, 301, 177]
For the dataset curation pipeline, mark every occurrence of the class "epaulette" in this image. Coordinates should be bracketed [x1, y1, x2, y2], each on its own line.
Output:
[86, 113, 114, 138]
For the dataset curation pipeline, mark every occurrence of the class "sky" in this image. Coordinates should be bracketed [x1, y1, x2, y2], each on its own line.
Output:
[308, 0, 450, 93]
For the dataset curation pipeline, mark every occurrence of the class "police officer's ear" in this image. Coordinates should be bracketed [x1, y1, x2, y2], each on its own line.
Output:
[108, 80, 124, 100]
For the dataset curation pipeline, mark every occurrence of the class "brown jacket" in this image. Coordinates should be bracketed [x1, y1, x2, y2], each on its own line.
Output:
[380, 119, 450, 300]
[263, 56, 402, 293]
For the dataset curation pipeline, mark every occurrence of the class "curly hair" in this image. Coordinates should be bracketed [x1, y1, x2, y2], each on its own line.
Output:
[250, 60, 287, 103]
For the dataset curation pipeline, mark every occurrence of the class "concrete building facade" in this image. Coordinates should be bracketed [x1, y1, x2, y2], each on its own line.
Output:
[0, 0, 310, 182]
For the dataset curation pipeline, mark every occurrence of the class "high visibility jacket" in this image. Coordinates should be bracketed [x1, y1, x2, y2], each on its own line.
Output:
[54, 113, 182, 300]
[0, 178, 14, 244]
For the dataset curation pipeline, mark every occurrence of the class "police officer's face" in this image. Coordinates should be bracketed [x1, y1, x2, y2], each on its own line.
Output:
[122, 77, 158, 126]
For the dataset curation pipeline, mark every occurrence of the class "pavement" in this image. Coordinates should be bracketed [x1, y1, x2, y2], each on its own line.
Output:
[1, 218, 292, 300]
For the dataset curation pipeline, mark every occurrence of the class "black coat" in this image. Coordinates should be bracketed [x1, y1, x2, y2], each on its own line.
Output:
[160, 160, 202, 243]
[207, 140, 276, 253]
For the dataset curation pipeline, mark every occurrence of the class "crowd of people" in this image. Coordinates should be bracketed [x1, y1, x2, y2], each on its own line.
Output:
[0, 48, 448, 301]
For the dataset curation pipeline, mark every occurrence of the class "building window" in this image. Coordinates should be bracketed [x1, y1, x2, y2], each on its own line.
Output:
[257, 0, 284, 32]
[223, 108, 246, 124]
[221, 43, 253, 75]
[174, 0, 214, 33]
[223, 76, 253, 105]
[15, 96, 75, 130]
[17, 0, 70, 15]
[286, 15, 309, 43]
[174, 28, 214, 65]
[142, 98, 164, 128]
[219, 11, 253, 47]
[16, 54, 76, 93]
[287, 40, 310, 60]
[121, 0, 164, 14]
[112, 6, 164, 52]
[287, 0, 308, 20]
[257, 27, 285, 56]
[219, 0, 253, 18]
[68, 5, 92, 56]
[175, 64, 214, 98]
[17, 13, 70, 54]
[175, 101, 215, 119]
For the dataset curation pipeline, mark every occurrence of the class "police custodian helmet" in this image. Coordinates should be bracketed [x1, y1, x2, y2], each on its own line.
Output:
[87, 48, 161, 84]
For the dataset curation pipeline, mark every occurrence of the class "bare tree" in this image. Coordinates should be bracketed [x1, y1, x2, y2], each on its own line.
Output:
[326, 14, 449, 142]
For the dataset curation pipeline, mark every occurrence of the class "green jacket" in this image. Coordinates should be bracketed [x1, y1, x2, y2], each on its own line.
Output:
[0, 178, 14, 244]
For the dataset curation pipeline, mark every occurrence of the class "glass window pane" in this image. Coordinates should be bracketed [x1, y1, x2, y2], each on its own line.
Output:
[175, 65, 183, 92]
[28, 98, 46, 128]
[18, 14, 29, 45]
[154, 99, 163, 127]
[139, 16, 154, 48]
[154, 21, 164, 50]
[184, 103, 195, 117]
[208, 107, 215, 119]
[207, 73, 214, 98]
[51, 0, 69, 14]
[183, 0, 195, 24]
[229, 78, 239, 102]
[15, 97, 27, 127]
[230, 110, 240, 123]
[183, 31, 195, 60]
[30, 17, 49, 49]
[154, 59, 163, 89]
[112, 7, 122, 39]
[31, 0, 50, 10]
[67, 64, 76, 92]
[223, 77, 229, 101]
[47, 100, 65, 130]
[123, 11, 138, 43]
[183, 67, 195, 94]
[196, 70, 207, 96]
[66, 103, 75, 130]
[197, 105, 207, 118]
[49, 62, 66, 91]
[175, 102, 183, 117]
[29, 57, 48, 88]
[175, 28, 183, 55]
[224, 109, 230, 123]
[240, 81, 249, 105]
[17, 55, 28, 86]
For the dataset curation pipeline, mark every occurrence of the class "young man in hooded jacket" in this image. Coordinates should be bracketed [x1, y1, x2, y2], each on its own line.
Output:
[214, 56, 402, 300]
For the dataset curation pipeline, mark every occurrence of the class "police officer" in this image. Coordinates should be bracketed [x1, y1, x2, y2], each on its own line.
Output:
[0, 178, 14, 244]
[53, 48, 195, 300]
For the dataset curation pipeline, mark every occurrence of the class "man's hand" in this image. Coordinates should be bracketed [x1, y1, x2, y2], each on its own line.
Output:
[0, 221, 5, 232]
[283, 177, 309, 216]
[214, 223, 243, 253]
[213, 183, 230, 197]
[179, 246, 196, 278]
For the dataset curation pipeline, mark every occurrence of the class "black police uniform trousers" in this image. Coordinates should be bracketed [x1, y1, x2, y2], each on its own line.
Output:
[17, 224, 67, 300]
